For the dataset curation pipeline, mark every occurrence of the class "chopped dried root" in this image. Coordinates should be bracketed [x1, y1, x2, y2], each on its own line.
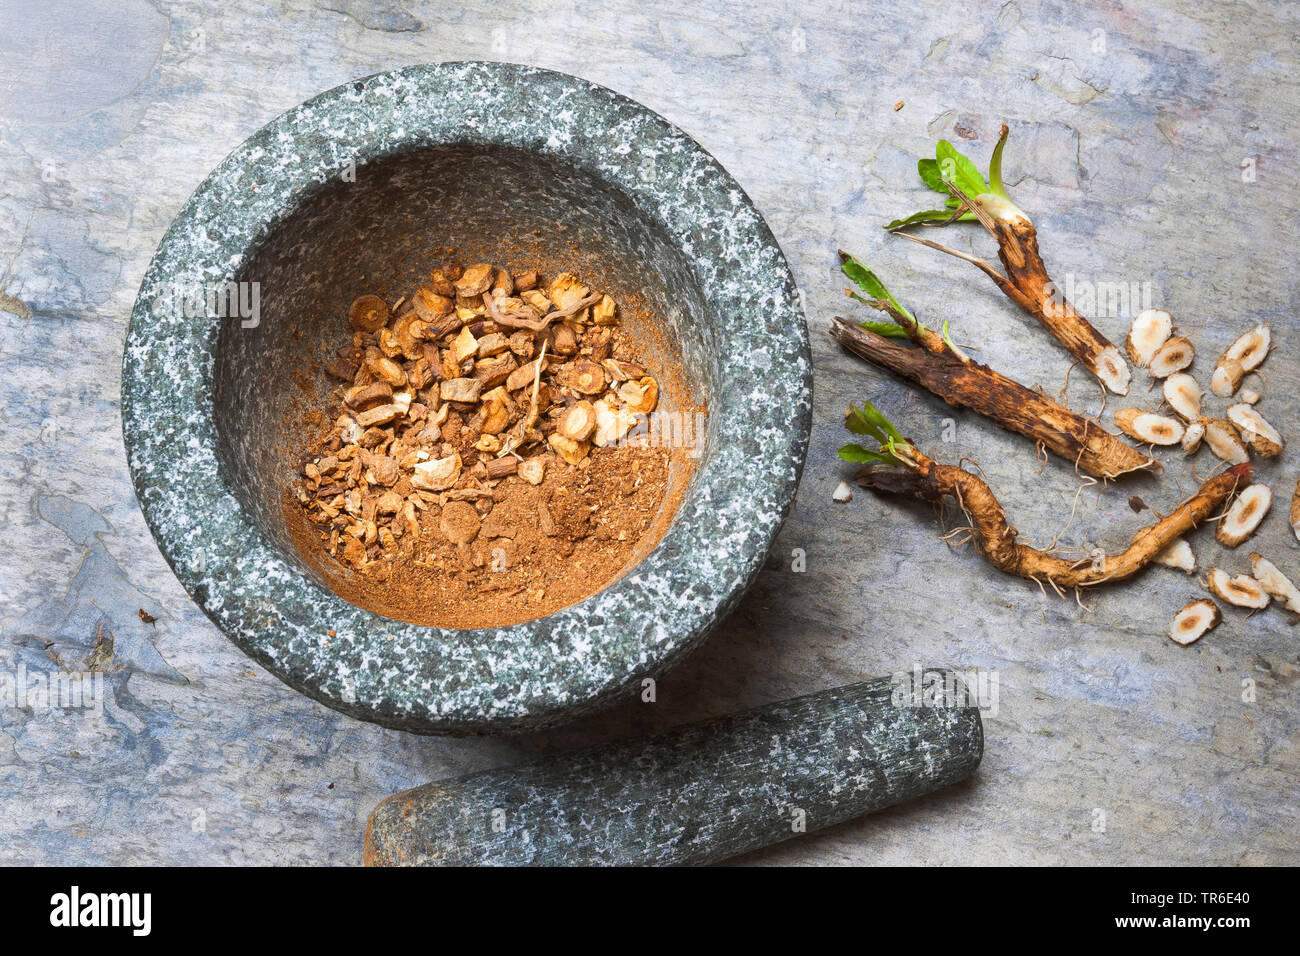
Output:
[1154, 538, 1196, 573]
[1249, 553, 1300, 613]
[1170, 599, 1221, 645]
[1148, 336, 1195, 378]
[1162, 373, 1202, 421]
[1227, 403, 1284, 458]
[1216, 483, 1271, 547]
[1205, 567, 1270, 609]
[1181, 421, 1205, 455]
[1115, 408, 1184, 445]
[1127, 309, 1172, 367]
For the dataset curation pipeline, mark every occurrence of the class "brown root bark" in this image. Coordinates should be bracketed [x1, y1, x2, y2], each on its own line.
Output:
[830, 316, 1157, 479]
[858, 452, 1251, 589]
[891, 124, 1131, 395]
[980, 210, 1130, 396]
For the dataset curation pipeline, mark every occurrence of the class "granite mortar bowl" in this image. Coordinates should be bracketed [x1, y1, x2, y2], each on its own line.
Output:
[122, 63, 811, 734]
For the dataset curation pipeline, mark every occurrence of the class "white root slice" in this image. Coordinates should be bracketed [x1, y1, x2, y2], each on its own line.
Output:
[1181, 421, 1205, 455]
[1249, 553, 1300, 613]
[1221, 323, 1271, 371]
[1202, 417, 1249, 464]
[1148, 336, 1195, 378]
[1126, 309, 1172, 367]
[1212, 325, 1270, 397]
[1292, 475, 1300, 544]
[1170, 599, 1221, 645]
[1095, 345, 1131, 396]
[1239, 388, 1261, 405]
[1163, 373, 1202, 421]
[832, 481, 853, 503]
[1114, 408, 1184, 445]
[1211, 360, 1244, 398]
[1216, 483, 1272, 547]
[1154, 538, 1196, 573]
[1227, 403, 1284, 458]
[1205, 568, 1270, 609]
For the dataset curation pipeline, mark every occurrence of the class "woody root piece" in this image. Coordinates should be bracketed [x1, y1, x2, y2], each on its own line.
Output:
[886, 124, 1131, 395]
[831, 255, 1157, 480]
[839, 400, 1251, 592]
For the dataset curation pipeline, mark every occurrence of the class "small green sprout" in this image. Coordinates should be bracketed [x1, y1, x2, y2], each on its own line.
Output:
[839, 400, 911, 467]
[839, 251, 923, 336]
[885, 127, 1014, 229]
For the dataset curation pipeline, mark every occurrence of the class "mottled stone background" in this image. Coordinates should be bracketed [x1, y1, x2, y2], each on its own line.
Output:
[1, 0, 1296, 865]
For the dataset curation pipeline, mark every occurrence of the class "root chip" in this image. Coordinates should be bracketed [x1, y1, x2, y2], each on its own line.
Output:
[1205, 568, 1270, 609]
[1216, 483, 1271, 547]
[1115, 408, 1184, 445]
[1126, 309, 1172, 367]
[1170, 599, 1221, 645]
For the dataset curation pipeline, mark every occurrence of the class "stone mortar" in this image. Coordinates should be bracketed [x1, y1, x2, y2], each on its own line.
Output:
[120, 62, 812, 735]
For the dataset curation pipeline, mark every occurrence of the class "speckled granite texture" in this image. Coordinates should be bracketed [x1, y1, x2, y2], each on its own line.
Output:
[1, 0, 1297, 865]
[121, 62, 812, 733]
[364, 675, 983, 865]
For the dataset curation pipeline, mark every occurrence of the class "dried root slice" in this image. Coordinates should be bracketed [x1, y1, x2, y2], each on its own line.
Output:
[1154, 539, 1196, 573]
[1212, 325, 1270, 397]
[1227, 403, 1284, 458]
[1211, 361, 1244, 399]
[349, 294, 389, 332]
[1148, 336, 1195, 378]
[1169, 599, 1221, 645]
[1216, 483, 1271, 547]
[1221, 324, 1271, 371]
[1115, 408, 1184, 445]
[1249, 553, 1300, 613]
[1162, 373, 1202, 421]
[1292, 475, 1300, 544]
[1202, 417, 1249, 464]
[1127, 309, 1172, 367]
[1205, 567, 1270, 609]
[1181, 421, 1205, 455]
[1239, 387, 1261, 405]
[832, 481, 854, 503]
[557, 400, 597, 442]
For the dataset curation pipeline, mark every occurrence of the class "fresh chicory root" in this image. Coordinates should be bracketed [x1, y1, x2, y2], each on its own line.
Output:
[841, 400, 1251, 591]
[886, 123, 1132, 396]
[832, 256, 1157, 480]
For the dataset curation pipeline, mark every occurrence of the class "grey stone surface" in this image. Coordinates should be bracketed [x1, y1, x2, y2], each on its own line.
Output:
[1, 0, 1297, 864]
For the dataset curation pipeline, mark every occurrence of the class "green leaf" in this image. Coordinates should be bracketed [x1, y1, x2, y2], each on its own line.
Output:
[838, 443, 899, 466]
[845, 401, 905, 446]
[838, 252, 917, 324]
[917, 157, 944, 192]
[884, 208, 965, 229]
[935, 140, 989, 197]
[859, 320, 909, 338]
[988, 125, 1010, 199]
[845, 405, 884, 442]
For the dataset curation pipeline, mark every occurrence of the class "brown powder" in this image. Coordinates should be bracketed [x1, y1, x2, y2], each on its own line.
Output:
[282, 258, 697, 628]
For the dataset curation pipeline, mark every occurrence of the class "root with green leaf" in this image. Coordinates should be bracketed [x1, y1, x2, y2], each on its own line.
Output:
[831, 254, 1157, 479]
[886, 124, 1131, 396]
[842, 401, 1251, 591]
